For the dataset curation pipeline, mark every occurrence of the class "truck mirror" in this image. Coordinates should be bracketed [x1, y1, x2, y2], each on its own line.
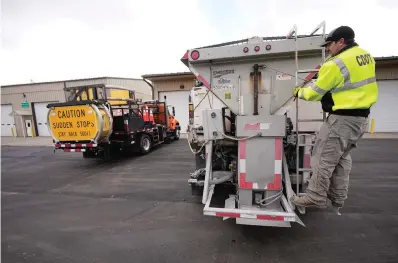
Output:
[172, 106, 175, 116]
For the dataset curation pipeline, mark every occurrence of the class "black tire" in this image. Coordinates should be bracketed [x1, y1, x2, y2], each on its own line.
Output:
[139, 134, 152, 154]
[174, 127, 180, 140]
[102, 145, 112, 161]
[83, 149, 95, 158]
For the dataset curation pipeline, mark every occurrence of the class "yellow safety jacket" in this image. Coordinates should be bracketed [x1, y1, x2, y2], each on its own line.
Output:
[298, 44, 378, 117]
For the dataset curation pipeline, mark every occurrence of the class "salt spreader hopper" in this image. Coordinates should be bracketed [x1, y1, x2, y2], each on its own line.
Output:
[183, 22, 328, 227]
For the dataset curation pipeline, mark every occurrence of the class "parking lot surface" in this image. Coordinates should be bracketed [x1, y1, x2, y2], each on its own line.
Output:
[2, 139, 398, 263]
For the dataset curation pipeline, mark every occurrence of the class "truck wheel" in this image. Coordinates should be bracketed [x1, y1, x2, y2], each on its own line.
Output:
[174, 128, 180, 140]
[83, 149, 95, 158]
[103, 146, 112, 161]
[139, 135, 152, 154]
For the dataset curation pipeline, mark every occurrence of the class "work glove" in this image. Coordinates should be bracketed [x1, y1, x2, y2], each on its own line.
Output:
[292, 87, 301, 97]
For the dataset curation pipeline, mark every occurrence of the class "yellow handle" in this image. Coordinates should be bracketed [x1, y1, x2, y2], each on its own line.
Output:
[370, 119, 375, 134]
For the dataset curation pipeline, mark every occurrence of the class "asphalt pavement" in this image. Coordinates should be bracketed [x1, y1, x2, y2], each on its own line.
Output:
[2, 138, 398, 263]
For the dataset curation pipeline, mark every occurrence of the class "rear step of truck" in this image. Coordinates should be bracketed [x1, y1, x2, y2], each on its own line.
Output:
[204, 184, 304, 227]
[202, 148, 305, 227]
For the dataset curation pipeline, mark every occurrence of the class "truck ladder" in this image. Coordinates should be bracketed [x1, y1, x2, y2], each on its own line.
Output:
[287, 21, 327, 214]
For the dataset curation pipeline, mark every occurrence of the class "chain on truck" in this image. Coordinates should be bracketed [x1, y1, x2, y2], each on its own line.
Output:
[184, 21, 330, 227]
[46, 84, 181, 159]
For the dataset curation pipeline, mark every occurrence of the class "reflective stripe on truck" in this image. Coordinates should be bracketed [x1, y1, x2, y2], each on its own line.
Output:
[55, 143, 97, 148]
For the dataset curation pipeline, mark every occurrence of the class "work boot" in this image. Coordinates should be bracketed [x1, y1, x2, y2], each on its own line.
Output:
[327, 199, 342, 215]
[290, 195, 326, 209]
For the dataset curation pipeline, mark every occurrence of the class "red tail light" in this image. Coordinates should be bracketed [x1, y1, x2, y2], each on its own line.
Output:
[254, 46, 260, 52]
[191, 50, 200, 60]
[243, 47, 249, 53]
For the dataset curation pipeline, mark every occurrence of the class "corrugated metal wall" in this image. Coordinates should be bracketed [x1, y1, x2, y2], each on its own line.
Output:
[376, 66, 398, 80]
[64, 78, 107, 101]
[64, 77, 152, 101]
[1, 82, 65, 136]
[1, 77, 152, 137]
[153, 78, 196, 100]
[1, 82, 65, 113]
[64, 78, 105, 88]
[106, 78, 152, 101]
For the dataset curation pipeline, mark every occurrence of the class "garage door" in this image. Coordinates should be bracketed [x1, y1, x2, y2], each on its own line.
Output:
[159, 91, 190, 133]
[369, 80, 398, 132]
[34, 102, 56, 136]
[1, 105, 16, 136]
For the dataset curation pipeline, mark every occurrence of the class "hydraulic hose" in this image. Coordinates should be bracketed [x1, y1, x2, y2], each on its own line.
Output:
[209, 172, 233, 185]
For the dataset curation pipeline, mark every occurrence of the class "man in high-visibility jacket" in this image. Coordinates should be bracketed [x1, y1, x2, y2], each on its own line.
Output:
[291, 26, 378, 213]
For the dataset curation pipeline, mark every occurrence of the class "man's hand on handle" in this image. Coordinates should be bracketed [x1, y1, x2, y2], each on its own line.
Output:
[293, 87, 301, 98]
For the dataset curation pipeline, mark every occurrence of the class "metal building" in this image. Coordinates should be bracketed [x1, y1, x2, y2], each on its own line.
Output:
[368, 56, 398, 132]
[142, 72, 196, 134]
[143, 56, 398, 134]
[1, 77, 152, 137]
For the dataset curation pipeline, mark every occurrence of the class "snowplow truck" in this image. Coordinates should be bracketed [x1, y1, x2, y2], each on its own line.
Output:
[46, 84, 180, 159]
[184, 22, 329, 227]
[139, 99, 181, 141]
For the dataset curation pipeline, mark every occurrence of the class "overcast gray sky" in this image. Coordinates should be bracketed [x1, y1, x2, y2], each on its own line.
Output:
[1, 0, 396, 85]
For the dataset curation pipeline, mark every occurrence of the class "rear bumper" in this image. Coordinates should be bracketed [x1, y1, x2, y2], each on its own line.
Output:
[54, 143, 98, 152]
[203, 185, 305, 227]
[55, 143, 98, 148]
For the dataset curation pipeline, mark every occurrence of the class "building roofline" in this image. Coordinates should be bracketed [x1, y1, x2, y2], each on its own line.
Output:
[1, 76, 144, 88]
[141, 72, 194, 79]
[374, 56, 398, 61]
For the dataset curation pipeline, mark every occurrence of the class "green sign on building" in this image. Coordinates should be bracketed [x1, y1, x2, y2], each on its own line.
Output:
[21, 101, 30, 108]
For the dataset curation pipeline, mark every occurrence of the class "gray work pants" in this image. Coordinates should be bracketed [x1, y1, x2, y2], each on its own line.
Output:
[306, 114, 369, 207]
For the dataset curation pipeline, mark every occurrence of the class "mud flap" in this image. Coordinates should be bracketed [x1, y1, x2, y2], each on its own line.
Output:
[223, 195, 237, 220]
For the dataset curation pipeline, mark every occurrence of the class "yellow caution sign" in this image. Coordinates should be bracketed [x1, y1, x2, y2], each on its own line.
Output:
[48, 105, 100, 141]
